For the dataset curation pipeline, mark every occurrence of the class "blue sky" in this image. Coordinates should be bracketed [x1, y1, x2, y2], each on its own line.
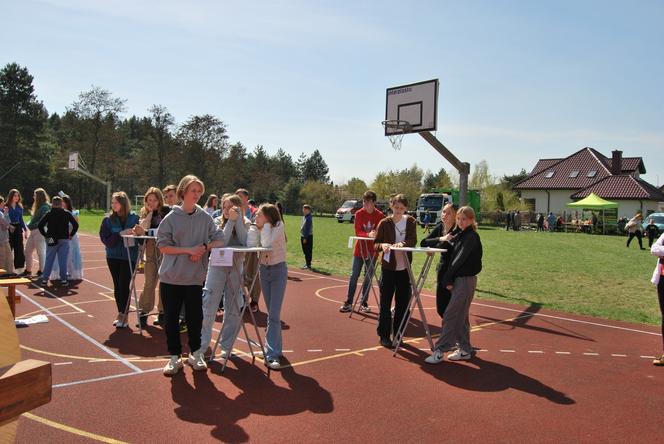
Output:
[3, 0, 663, 186]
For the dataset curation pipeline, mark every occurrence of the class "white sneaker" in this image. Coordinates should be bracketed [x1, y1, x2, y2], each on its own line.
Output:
[220, 349, 234, 359]
[425, 349, 445, 364]
[163, 355, 183, 375]
[266, 358, 281, 369]
[447, 349, 471, 361]
[188, 349, 208, 371]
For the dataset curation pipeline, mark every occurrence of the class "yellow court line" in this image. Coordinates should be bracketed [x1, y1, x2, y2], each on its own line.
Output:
[17, 299, 112, 319]
[22, 413, 128, 444]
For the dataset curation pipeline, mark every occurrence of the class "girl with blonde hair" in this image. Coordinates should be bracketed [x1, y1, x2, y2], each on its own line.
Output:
[425, 206, 482, 364]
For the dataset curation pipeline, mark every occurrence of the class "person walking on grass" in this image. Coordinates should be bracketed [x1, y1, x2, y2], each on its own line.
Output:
[99, 192, 139, 328]
[425, 206, 483, 364]
[626, 213, 645, 250]
[24, 188, 50, 278]
[645, 218, 659, 248]
[38, 196, 78, 287]
[248, 203, 288, 370]
[373, 194, 417, 348]
[340, 190, 384, 314]
[300, 204, 313, 269]
[421, 203, 461, 320]
[157, 175, 225, 376]
[7, 189, 27, 271]
[650, 231, 664, 366]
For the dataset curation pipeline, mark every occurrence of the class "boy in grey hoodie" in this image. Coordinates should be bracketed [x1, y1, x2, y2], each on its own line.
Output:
[156, 175, 225, 375]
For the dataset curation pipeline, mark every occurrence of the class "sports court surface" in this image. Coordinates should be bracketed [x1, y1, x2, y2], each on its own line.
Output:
[14, 234, 663, 442]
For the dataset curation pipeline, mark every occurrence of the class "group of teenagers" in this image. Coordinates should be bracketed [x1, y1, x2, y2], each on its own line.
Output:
[341, 190, 483, 364]
[0, 188, 83, 285]
[99, 176, 288, 374]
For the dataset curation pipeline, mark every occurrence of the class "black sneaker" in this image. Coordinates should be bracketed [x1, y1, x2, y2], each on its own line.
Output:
[36, 270, 42, 277]
[250, 301, 258, 313]
[60, 279, 68, 286]
[136, 314, 148, 329]
[339, 303, 352, 313]
[359, 303, 371, 313]
[19, 270, 31, 277]
[380, 337, 393, 348]
[153, 313, 165, 326]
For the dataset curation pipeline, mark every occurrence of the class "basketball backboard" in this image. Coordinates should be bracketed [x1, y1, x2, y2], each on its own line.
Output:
[384, 79, 438, 135]
[67, 152, 79, 171]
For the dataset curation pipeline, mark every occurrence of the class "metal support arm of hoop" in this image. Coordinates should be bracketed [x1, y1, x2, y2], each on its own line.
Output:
[381, 120, 412, 151]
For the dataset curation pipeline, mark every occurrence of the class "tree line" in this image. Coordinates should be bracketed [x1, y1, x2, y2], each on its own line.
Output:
[0, 62, 528, 216]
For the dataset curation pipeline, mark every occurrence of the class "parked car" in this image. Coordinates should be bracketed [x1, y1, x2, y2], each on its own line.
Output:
[335, 199, 362, 223]
[642, 213, 664, 234]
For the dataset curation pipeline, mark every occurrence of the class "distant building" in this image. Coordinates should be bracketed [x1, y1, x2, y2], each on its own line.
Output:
[513, 147, 664, 218]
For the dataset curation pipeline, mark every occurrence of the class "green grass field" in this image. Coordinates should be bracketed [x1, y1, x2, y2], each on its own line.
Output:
[70, 211, 661, 325]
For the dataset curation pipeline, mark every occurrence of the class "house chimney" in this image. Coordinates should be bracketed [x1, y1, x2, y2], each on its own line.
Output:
[611, 150, 622, 175]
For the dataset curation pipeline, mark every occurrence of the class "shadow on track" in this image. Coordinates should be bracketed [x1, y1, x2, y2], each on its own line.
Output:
[170, 357, 333, 443]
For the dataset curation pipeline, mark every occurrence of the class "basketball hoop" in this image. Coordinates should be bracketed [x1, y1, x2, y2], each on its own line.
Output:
[381, 120, 412, 151]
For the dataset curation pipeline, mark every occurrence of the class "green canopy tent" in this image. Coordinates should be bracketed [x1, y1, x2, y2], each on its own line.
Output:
[566, 192, 618, 234]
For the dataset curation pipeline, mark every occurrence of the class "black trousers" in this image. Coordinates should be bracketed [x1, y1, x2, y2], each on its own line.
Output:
[627, 231, 643, 248]
[658, 280, 664, 351]
[106, 258, 133, 313]
[301, 235, 313, 266]
[160, 282, 203, 356]
[9, 224, 24, 269]
[435, 277, 452, 318]
[377, 268, 411, 339]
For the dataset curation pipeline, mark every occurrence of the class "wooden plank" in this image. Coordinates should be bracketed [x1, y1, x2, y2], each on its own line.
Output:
[0, 278, 31, 286]
[0, 360, 52, 427]
[0, 290, 20, 439]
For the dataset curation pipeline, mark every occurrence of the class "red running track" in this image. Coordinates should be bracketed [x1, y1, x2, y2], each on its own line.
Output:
[13, 233, 664, 442]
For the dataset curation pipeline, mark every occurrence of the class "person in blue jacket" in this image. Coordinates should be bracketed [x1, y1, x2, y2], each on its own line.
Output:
[99, 191, 139, 328]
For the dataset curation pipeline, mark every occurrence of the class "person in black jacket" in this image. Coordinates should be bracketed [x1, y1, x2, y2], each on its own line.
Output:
[425, 206, 482, 364]
[420, 203, 461, 318]
[38, 196, 79, 286]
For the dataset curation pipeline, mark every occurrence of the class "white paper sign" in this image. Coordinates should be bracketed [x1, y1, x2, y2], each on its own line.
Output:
[210, 248, 234, 267]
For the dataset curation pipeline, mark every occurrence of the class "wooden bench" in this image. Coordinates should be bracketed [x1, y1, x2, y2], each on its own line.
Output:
[0, 278, 31, 319]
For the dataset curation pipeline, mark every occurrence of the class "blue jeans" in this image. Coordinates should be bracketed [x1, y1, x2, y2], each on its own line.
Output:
[260, 262, 288, 360]
[42, 239, 70, 281]
[201, 255, 245, 353]
[345, 256, 372, 305]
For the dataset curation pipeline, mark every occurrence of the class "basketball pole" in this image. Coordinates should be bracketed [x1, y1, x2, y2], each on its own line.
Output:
[419, 131, 470, 206]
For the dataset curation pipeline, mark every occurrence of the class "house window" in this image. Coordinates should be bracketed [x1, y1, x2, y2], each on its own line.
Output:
[544, 171, 555, 178]
[569, 171, 579, 178]
[587, 170, 597, 177]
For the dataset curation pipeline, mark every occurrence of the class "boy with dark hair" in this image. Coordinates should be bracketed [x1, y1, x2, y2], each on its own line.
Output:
[646, 218, 659, 248]
[340, 190, 384, 313]
[301, 204, 313, 269]
[38, 196, 79, 286]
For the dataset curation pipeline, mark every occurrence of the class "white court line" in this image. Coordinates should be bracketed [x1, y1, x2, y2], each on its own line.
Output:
[17, 290, 142, 373]
[556, 351, 571, 355]
[640, 355, 655, 359]
[53, 368, 163, 388]
[335, 348, 350, 352]
[307, 349, 323, 352]
[470, 302, 661, 337]
[611, 354, 627, 357]
[583, 352, 599, 356]
[528, 350, 544, 354]
[32, 282, 85, 314]
[54, 362, 73, 366]
[82, 266, 109, 271]
[499, 349, 516, 353]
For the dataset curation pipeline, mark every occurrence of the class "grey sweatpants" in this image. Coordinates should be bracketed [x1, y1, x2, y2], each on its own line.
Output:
[433, 275, 477, 353]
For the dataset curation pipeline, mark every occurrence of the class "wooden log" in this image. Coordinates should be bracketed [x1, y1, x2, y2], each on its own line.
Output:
[0, 360, 52, 427]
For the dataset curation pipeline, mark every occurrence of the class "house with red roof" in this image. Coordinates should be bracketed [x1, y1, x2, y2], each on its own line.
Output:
[513, 148, 664, 218]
